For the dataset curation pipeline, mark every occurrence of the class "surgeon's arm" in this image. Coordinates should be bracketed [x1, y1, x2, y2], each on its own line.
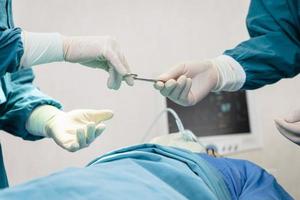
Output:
[0, 69, 113, 151]
[154, 0, 300, 106]
[224, 0, 300, 89]
[0, 68, 62, 141]
[0, 28, 23, 76]
[20, 31, 133, 90]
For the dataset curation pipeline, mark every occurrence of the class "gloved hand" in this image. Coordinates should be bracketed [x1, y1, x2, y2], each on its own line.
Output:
[20, 32, 134, 90]
[275, 110, 300, 145]
[154, 60, 218, 106]
[63, 36, 134, 90]
[26, 105, 114, 152]
[154, 56, 246, 106]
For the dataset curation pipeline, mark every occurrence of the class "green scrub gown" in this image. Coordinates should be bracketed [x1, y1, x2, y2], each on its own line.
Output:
[0, 0, 61, 188]
[224, 0, 300, 89]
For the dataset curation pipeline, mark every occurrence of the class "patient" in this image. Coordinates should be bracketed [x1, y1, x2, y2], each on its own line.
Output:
[0, 134, 292, 200]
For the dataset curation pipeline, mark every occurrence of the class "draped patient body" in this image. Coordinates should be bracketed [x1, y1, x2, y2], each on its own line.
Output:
[0, 135, 292, 200]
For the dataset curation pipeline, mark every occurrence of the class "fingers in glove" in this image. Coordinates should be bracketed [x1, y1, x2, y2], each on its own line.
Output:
[119, 53, 134, 86]
[61, 140, 80, 152]
[179, 78, 193, 105]
[48, 128, 80, 152]
[179, 78, 192, 100]
[107, 66, 122, 90]
[107, 66, 116, 89]
[124, 75, 134, 86]
[274, 118, 300, 136]
[69, 142, 80, 152]
[285, 110, 300, 123]
[160, 79, 177, 96]
[154, 81, 164, 90]
[275, 121, 300, 145]
[86, 123, 96, 145]
[95, 123, 106, 137]
[83, 109, 114, 124]
[105, 48, 127, 77]
[77, 128, 87, 148]
[118, 51, 130, 71]
[169, 75, 187, 100]
[157, 63, 186, 82]
[114, 71, 123, 90]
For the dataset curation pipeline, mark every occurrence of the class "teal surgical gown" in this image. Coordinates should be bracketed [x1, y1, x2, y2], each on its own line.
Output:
[224, 0, 300, 89]
[0, 0, 61, 188]
[0, 144, 292, 200]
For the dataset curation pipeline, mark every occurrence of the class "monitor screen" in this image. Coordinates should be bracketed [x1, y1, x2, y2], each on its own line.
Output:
[167, 91, 250, 137]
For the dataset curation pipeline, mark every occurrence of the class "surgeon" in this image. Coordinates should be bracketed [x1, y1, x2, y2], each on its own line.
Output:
[0, 0, 133, 188]
[154, 0, 300, 145]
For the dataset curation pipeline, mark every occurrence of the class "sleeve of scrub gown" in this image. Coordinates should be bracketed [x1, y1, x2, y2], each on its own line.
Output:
[0, 68, 62, 141]
[0, 28, 23, 75]
[224, 0, 300, 89]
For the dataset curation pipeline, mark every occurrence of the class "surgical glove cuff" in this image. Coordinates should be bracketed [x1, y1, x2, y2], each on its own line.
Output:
[26, 105, 62, 137]
[211, 55, 246, 92]
[20, 31, 64, 67]
[62, 36, 104, 63]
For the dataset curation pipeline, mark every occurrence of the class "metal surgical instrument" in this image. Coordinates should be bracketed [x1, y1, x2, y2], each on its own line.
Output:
[126, 73, 161, 83]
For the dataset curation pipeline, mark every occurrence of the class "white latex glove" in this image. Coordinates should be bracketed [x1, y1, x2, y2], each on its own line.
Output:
[63, 36, 134, 90]
[274, 110, 300, 145]
[20, 32, 133, 90]
[154, 56, 246, 106]
[154, 60, 218, 106]
[26, 105, 114, 152]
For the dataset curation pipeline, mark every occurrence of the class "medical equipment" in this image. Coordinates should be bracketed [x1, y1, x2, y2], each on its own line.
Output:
[127, 73, 160, 83]
[142, 108, 206, 152]
[167, 91, 262, 155]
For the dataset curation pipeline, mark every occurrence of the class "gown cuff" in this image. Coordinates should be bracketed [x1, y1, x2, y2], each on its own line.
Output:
[20, 31, 64, 67]
[211, 55, 246, 92]
[26, 105, 62, 137]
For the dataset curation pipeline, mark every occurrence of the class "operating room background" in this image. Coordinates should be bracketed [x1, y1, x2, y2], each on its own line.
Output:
[0, 0, 299, 197]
